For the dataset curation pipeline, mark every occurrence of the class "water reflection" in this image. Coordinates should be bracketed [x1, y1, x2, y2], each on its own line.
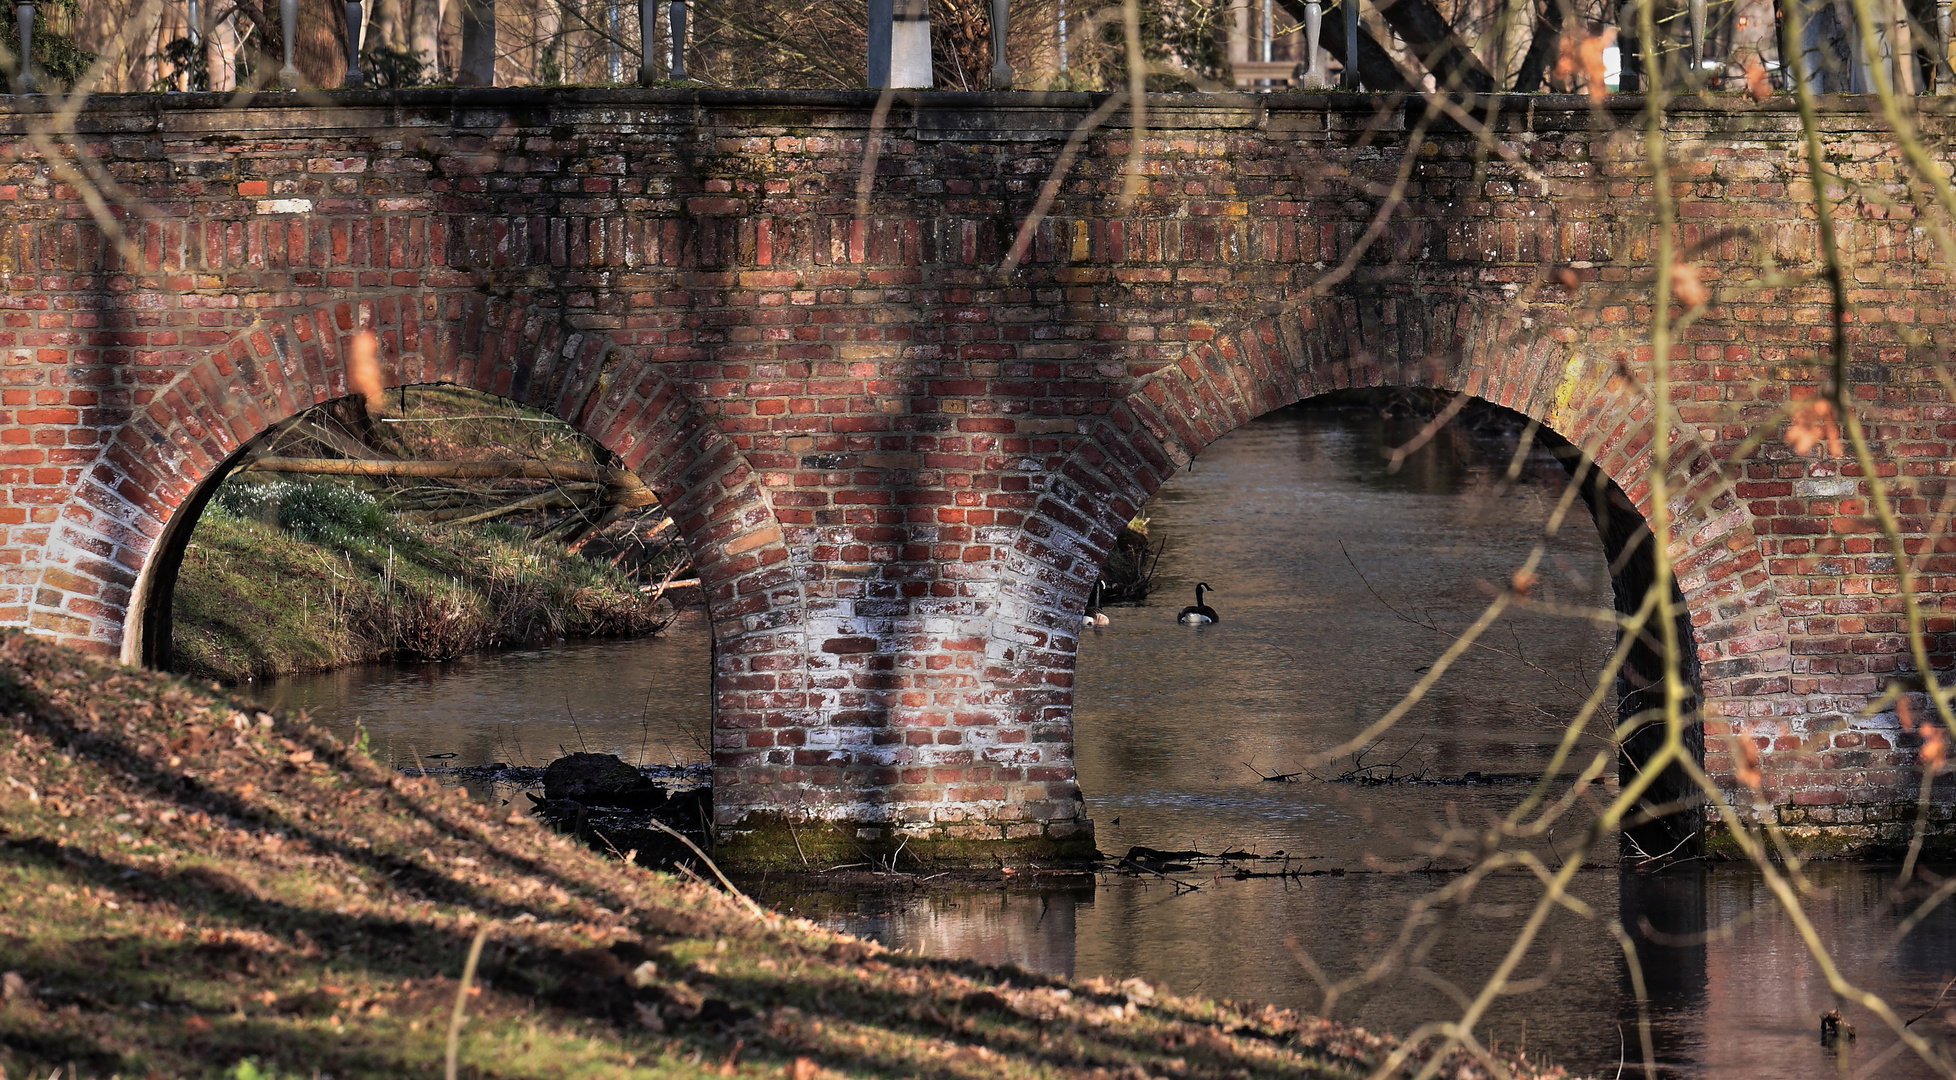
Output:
[798, 864, 1956, 1079]
[1076, 403, 1616, 865]
[260, 607, 713, 771]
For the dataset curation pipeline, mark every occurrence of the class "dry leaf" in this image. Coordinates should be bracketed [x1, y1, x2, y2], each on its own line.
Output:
[347, 330, 387, 413]
[789, 1058, 819, 1080]
[1578, 30, 1615, 102]
[1554, 266, 1581, 291]
[1672, 262, 1709, 309]
[183, 1014, 213, 1034]
[1899, 696, 1916, 734]
[1729, 735, 1763, 791]
[1552, 34, 1581, 89]
[1924, 724, 1947, 769]
[1744, 53, 1773, 102]
[1785, 399, 1844, 457]
[1511, 569, 1538, 599]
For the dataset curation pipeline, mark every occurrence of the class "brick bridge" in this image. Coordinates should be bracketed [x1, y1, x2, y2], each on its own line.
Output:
[3, 89, 1952, 865]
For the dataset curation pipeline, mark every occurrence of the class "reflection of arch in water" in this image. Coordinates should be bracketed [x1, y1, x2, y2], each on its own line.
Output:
[43, 293, 796, 709]
[1006, 312, 1773, 860]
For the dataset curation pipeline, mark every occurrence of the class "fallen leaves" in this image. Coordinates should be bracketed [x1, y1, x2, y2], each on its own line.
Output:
[1554, 26, 1618, 102]
[1729, 735, 1763, 791]
[348, 330, 387, 413]
[1671, 262, 1709, 309]
[1744, 53, 1774, 102]
[1902, 699, 1949, 769]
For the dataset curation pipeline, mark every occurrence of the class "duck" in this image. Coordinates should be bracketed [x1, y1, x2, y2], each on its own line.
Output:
[1082, 579, 1111, 627]
[1178, 582, 1219, 625]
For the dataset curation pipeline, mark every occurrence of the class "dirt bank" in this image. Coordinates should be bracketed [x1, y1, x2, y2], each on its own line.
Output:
[0, 634, 1575, 1079]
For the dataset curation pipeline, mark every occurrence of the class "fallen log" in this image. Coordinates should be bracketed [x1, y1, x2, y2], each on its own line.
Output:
[242, 456, 658, 507]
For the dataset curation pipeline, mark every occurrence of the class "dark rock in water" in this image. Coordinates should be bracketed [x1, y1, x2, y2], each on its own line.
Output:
[544, 752, 664, 807]
[527, 754, 712, 871]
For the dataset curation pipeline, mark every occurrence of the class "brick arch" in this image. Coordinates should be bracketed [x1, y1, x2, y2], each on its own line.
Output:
[996, 290, 1782, 791]
[29, 288, 803, 756]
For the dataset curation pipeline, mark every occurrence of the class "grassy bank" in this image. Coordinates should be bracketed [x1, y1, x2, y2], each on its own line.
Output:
[172, 482, 667, 683]
[0, 634, 1574, 1079]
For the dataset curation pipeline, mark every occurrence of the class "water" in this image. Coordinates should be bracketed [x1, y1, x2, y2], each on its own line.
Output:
[259, 404, 1956, 1078]
[263, 607, 714, 771]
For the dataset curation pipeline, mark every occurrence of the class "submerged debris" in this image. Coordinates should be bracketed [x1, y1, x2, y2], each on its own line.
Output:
[401, 753, 712, 870]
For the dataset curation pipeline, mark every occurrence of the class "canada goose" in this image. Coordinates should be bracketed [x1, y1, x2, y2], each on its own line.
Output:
[1082, 579, 1110, 627]
[1178, 583, 1219, 625]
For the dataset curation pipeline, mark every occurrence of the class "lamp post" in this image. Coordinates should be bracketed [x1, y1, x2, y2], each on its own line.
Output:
[987, 0, 1011, 88]
[343, 0, 366, 87]
[12, 0, 33, 93]
[278, 0, 302, 87]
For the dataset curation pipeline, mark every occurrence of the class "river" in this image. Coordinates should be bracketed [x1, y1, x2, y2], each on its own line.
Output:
[262, 401, 1956, 1079]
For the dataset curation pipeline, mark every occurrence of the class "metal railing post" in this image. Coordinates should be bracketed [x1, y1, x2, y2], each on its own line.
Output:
[1343, 0, 1359, 87]
[1689, 0, 1706, 70]
[1301, 0, 1323, 86]
[667, 0, 688, 79]
[638, 0, 659, 84]
[343, 0, 366, 87]
[1940, 0, 1955, 94]
[278, 0, 301, 87]
[987, 0, 1011, 88]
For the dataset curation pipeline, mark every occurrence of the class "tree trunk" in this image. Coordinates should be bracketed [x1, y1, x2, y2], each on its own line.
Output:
[1509, 0, 1565, 90]
[458, 0, 496, 84]
[1373, 0, 1498, 91]
[410, 0, 442, 77]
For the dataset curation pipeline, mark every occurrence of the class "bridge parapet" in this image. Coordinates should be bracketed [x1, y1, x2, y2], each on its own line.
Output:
[2, 89, 1953, 863]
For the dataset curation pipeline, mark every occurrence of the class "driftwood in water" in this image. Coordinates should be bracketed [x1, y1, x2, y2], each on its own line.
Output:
[1099, 519, 1163, 603]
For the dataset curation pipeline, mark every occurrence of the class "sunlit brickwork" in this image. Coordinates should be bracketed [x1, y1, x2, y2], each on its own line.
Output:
[2, 89, 1952, 856]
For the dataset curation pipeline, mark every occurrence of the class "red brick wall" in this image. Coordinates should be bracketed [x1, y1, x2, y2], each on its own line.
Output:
[2, 89, 1951, 855]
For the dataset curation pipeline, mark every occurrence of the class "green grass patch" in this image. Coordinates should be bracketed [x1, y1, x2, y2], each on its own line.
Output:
[172, 480, 664, 684]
